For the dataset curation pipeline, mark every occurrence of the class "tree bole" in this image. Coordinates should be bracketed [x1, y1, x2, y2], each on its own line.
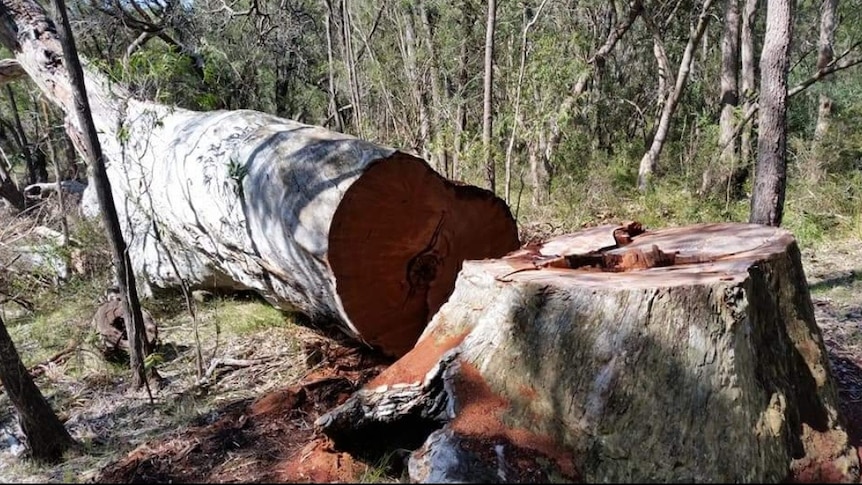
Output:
[318, 222, 859, 482]
[0, 0, 520, 357]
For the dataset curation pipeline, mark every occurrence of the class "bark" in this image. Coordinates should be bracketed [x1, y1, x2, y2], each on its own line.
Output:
[750, 0, 793, 226]
[481, 0, 497, 194]
[0, 156, 24, 210]
[323, 0, 343, 132]
[318, 222, 860, 483]
[809, 0, 837, 182]
[740, 0, 758, 168]
[0, 0, 520, 359]
[53, 0, 153, 389]
[637, 0, 718, 191]
[92, 298, 158, 360]
[400, 5, 431, 161]
[702, 0, 740, 195]
[0, 314, 77, 462]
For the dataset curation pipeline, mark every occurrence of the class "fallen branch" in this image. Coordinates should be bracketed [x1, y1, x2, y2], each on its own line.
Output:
[201, 353, 287, 382]
[0, 340, 78, 393]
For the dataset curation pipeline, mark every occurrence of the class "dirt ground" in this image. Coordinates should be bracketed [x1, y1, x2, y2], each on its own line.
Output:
[89, 239, 862, 484]
[2, 236, 862, 484]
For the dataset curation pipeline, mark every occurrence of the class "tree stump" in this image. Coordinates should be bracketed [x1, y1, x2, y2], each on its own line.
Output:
[317, 222, 860, 483]
[91, 299, 158, 362]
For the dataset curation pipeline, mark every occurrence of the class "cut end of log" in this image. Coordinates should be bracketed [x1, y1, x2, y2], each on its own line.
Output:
[328, 152, 520, 357]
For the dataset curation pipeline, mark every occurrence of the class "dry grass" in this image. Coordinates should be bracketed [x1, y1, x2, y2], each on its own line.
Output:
[0, 289, 315, 483]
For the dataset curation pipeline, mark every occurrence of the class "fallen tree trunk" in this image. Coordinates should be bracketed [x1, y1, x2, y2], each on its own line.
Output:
[0, 0, 520, 357]
[317, 222, 860, 483]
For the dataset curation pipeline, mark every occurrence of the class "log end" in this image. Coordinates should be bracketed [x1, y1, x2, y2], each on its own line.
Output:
[328, 152, 520, 357]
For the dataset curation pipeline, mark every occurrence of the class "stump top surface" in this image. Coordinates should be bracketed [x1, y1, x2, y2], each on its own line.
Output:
[489, 222, 797, 288]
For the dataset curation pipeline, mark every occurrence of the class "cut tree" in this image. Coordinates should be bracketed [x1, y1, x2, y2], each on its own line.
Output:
[318, 222, 860, 483]
[0, 0, 520, 357]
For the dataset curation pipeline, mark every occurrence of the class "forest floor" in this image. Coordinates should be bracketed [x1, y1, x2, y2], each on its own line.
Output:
[0, 231, 861, 484]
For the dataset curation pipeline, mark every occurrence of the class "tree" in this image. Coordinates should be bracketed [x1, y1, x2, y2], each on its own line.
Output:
[481, 0, 497, 194]
[0, 314, 77, 461]
[701, 0, 740, 195]
[637, 0, 718, 191]
[52, 0, 155, 389]
[749, 0, 794, 226]
[808, 0, 837, 182]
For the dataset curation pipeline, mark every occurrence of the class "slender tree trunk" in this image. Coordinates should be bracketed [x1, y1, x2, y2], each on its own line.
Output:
[637, 0, 718, 191]
[0, 315, 77, 462]
[740, 0, 758, 173]
[703, 0, 741, 194]
[53, 0, 153, 389]
[0, 151, 24, 210]
[5, 86, 45, 185]
[750, 0, 794, 226]
[400, 6, 431, 161]
[452, 0, 475, 181]
[809, 0, 837, 182]
[538, 1, 643, 196]
[341, 0, 362, 135]
[323, 0, 343, 133]
[505, 0, 548, 204]
[642, 10, 671, 108]
[482, 0, 497, 194]
[417, 0, 448, 175]
[41, 99, 68, 243]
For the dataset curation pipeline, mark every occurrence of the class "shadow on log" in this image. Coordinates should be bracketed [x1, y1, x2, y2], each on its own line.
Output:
[317, 222, 861, 483]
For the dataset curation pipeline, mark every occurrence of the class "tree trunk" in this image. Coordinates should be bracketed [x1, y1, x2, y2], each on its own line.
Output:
[505, 0, 548, 205]
[0, 315, 77, 462]
[809, 0, 837, 182]
[452, 0, 475, 181]
[5, 86, 46, 185]
[400, 5, 431, 161]
[637, 0, 718, 191]
[52, 0, 154, 389]
[0, 158, 24, 210]
[740, 0, 758, 169]
[318, 222, 860, 483]
[702, 0, 740, 195]
[750, 0, 793, 226]
[323, 0, 343, 133]
[481, 0, 497, 194]
[417, 0, 448, 175]
[0, 0, 520, 359]
[340, 0, 362, 135]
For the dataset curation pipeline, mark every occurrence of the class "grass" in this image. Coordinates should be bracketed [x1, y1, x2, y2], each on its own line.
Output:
[3, 138, 862, 483]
